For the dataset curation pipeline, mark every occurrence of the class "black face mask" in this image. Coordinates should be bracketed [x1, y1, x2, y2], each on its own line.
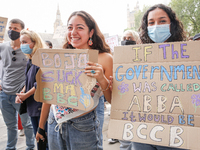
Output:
[121, 40, 136, 45]
[8, 30, 20, 40]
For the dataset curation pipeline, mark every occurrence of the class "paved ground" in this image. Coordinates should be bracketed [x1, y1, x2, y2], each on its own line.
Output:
[0, 103, 120, 150]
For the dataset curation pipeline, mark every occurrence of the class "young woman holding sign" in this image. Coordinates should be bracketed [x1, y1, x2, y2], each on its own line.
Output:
[132, 4, 188, 150]
[36, 11, 113, 150]
[15, 29, 48, 149]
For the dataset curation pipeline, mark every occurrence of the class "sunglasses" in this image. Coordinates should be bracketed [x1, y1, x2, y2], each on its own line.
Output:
[12, 51, 16, 61]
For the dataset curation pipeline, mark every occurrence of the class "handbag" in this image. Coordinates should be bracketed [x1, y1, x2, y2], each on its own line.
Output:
[19, 60, 32, 115]
[19, 100, 27, 115]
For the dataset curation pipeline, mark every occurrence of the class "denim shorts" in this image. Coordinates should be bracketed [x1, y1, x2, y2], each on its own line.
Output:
[48, 109, 103, 150]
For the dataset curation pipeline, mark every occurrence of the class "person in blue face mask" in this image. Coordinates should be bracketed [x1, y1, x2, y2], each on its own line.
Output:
[15, 29, 49, 150]
[131, 4, 187, 150]
[139, 4, 186, 44]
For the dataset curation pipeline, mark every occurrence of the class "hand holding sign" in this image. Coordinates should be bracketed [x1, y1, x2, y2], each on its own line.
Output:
[85, 61, 104, 83]
[32, 49, 98, 111]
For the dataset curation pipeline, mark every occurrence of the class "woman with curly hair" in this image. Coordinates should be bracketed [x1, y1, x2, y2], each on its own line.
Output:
[139, 4, 187, 44]
[133, 4, 188, 150]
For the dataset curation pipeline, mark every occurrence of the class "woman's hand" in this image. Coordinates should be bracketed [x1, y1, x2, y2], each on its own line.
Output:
[85, 53, 113, 103]
[15, 91, 25, 103]
[16, 92, 28, 102]
[84, 61, 105, 83]
[36, 132, 45, 143]
[109, 76, 113, 90]
[15, 96, 23, 103]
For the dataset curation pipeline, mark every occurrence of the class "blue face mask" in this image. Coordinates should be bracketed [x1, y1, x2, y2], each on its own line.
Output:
[147, 24, 171, 43]
[20, 44, 33, 54]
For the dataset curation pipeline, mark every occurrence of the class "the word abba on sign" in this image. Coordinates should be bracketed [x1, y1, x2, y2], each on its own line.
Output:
[108, 41, 200, 150]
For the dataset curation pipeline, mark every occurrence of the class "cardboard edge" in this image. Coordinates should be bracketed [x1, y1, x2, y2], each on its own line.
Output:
[88, 49, 99, 63]
[34, 69, 41, 102]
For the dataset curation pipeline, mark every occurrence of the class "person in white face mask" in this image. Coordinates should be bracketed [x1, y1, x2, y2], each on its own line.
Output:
[131, 3, 188, 150]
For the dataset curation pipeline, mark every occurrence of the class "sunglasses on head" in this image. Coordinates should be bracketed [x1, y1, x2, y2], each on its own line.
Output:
[12, 51, 16, 61]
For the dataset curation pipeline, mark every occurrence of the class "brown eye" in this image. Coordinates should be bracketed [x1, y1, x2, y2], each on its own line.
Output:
[148, 22, 154, 25]
[67, 26, 72, 30]
[160, 20, 166, 23]
[77, 27, 83, 29]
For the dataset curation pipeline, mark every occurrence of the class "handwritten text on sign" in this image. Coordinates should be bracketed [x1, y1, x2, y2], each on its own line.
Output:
[109, 41, 200, 149]
[0, 17, 8, 40]
[32, 49, 98, 111]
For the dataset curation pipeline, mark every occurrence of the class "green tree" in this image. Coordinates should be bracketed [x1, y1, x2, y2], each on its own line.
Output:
[170, 0, 200, 36]
[133, 5, 150, 32]
[124, 5, 150, 32]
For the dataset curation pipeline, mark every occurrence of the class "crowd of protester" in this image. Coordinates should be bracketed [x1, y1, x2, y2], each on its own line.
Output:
[0, 3, 199, 150]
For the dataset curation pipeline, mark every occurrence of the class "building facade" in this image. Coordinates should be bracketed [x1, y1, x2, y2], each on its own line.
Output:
[54, 5, 63, 34]
[127, 1, 139, 29]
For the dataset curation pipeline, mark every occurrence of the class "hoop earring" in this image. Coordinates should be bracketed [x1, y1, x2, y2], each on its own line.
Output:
[88, 37, 93, 46]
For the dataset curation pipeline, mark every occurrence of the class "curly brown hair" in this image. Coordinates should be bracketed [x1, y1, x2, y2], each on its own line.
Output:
[63, 11, 110, 53]
[139, 4, 187, 44]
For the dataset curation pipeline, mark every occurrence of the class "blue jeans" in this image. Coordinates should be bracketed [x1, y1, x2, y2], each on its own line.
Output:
[48, 109, 102, 150]
[31, 116, 48, 150]
[95, 95, 105, 146]
[132, 142, 188, 150]
[0, 91, 35, 150]
[119, 140, 133, 150]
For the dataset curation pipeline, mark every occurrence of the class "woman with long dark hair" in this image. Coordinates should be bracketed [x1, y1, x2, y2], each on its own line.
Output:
[36, 11, 113, 150]
[133, 4, 188, 150]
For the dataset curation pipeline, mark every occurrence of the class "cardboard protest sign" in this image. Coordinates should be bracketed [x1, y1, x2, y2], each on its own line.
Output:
[53, 25, 67, 39]
[108, 41, 200, 149]
[32, 49, 98, 111]
[0, 17, 8, 41]
[105, 35, 118, 53]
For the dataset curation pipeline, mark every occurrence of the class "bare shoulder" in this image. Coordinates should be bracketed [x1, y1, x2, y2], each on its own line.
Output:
[98, 53, 113, 71]
[98, 52, 113, 62]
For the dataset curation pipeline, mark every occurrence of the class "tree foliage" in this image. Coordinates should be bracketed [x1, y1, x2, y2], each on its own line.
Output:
[169, 0, 200, 36]
[133, 5, 150, 32]
[124, 1, 200, 36]
[124, 5, 150, 32]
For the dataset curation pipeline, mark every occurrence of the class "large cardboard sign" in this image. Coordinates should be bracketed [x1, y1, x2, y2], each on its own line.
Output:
[32, 49, 98, 111]
[105, 35, 118, 53]
[53, 25, 67, 39]
[0, 17, 8, 41]
[108, 41, 200, 150]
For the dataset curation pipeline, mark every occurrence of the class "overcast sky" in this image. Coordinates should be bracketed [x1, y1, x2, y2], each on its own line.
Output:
[0, 0, 171, 36]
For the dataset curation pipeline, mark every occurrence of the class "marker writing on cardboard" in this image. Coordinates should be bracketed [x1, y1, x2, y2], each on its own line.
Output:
[115, 64, 200, 82]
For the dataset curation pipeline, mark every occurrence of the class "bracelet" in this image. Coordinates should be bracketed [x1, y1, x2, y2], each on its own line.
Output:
[38, 127, 45, 136]
[100, 80, 110, 92]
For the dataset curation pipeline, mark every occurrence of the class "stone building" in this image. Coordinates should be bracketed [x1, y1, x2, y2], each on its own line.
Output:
[2, 5, 112, 48]
[54, 5, 63, 34]
[127, 1, 139, 29]
[3, 5, 63, 48]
